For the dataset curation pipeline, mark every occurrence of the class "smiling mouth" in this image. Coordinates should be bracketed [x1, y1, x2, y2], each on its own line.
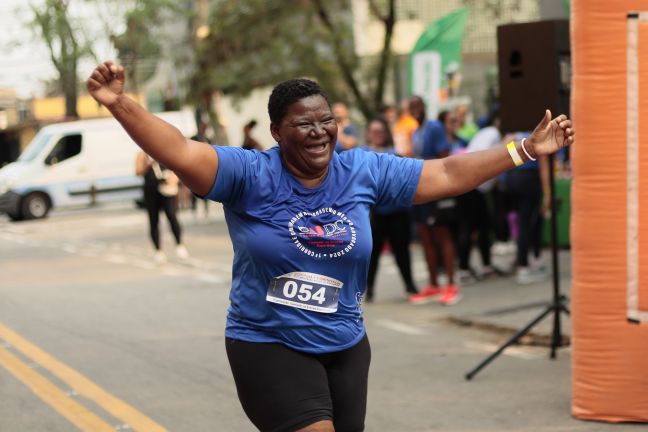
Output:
[305, 142, 329, 154]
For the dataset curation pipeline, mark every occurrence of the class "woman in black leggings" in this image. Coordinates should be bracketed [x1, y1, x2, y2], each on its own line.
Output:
[136, 151, 187, 263]
[364, 117, 418, 301]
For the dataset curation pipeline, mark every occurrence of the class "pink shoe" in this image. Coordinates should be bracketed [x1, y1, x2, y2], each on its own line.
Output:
[439, 284, 462, 306]
[409, 285, 443, 305]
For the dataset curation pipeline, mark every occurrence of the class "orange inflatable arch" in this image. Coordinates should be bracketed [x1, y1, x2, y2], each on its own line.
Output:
[571, 0, 648, 422]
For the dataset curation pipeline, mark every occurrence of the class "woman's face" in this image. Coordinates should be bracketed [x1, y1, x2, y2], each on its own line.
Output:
[444, 113, 459, 134]
[271, 95, 337, 180]
[367, 120, 389, 148]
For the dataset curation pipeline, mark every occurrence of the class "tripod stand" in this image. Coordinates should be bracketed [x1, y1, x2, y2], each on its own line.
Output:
[465, 156, 570, 380]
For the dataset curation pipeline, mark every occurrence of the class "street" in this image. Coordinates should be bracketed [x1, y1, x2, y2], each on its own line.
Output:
[0, 204, 638, 432]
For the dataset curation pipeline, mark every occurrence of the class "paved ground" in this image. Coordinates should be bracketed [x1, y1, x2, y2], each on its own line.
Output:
[0, 203, 642, 431]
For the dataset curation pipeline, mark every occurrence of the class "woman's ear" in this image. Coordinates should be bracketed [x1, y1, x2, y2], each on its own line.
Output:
[270, 123, 281, 144]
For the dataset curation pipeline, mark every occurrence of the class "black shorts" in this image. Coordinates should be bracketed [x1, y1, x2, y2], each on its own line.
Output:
[225, 335, 371, 432]
[412, 198, 457, 227]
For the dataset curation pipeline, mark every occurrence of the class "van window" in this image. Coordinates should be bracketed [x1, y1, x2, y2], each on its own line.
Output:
[18, 132, 52, 162]
[45, 134, 82, 165]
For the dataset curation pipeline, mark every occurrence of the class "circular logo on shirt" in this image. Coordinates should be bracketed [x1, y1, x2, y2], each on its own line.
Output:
[288, 208, 356, 259]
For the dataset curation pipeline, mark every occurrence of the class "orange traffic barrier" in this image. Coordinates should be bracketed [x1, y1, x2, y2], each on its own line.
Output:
[571, 0, 648, 422]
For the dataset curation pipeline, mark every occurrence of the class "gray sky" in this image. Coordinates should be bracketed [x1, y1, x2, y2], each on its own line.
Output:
[0, 0, 123, 98]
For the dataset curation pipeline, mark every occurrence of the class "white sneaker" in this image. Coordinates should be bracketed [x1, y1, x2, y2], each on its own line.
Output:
[492, 241, 516, 256]
[154, 250, 167, 264]
[516, 266, 548, 284]
[530, 254, 547, 272]
[175, 245, 189, 260]
[457, 269, 477, 285]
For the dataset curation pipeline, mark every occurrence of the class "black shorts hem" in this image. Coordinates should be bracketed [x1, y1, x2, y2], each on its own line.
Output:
[278, 414, 333, 432]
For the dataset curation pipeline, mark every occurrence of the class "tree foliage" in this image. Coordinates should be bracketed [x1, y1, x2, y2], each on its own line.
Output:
[192, 0, 395, 120]
[31, 0, 94, 118]
[107, 0, 180, 92]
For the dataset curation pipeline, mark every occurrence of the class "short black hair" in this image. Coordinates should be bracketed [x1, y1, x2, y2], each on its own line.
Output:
[268, 78, 330, 124]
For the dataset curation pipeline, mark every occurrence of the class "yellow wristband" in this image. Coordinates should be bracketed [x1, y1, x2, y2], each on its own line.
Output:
[507, 141, 524, 166]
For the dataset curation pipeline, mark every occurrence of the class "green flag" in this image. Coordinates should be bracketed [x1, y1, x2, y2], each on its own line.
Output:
[408, 8, 467, 116]
[563, 0, 570, 17]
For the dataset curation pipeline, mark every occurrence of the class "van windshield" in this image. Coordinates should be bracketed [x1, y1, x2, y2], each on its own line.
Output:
[18, 132, 52, 162]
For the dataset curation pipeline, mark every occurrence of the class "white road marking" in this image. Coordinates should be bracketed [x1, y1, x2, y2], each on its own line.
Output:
[106, 255, 127, 264]
[464, 341, 545, 360]
[195, 273, 224, 284]
[162, 268, 186, 277]
[61, 244, 78, 253]
[375, 319, 426, 336]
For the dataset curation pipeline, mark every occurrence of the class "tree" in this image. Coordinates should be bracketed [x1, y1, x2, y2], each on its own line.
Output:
[192, 0, 396, 121]
[105, 0, 180, 93]
[31, 0, 94, 119]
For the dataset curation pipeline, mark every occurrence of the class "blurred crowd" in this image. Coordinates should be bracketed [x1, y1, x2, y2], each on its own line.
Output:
[327, 96, 570, 307]
[167, 96, 571, 307]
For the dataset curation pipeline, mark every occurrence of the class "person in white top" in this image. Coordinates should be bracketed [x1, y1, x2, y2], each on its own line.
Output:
[456, 111, 504, 283]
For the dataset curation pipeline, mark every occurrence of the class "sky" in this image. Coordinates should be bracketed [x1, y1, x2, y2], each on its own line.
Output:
[0, 0, 123, 99]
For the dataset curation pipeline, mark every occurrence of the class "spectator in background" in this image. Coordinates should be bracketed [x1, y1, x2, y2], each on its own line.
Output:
[393, 99, 419, 157]
[333, 102, 358, 152]
[189, 121, 211, 216]
[378, 103, 397, 128]
[407, 96, 461, 306]
[192, 120, 210, 144]
[364, 117, 419, 302]
[242, 120, 262, 150]
[505, 132, 550, 284]
[455, 104, 478, 142]
[135, 151, 188, 263]
[456, 110, 504, 284]
[438, 110, 468, 154]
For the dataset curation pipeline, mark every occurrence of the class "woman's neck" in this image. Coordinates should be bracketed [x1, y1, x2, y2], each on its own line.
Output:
[282, 156, 329, 188]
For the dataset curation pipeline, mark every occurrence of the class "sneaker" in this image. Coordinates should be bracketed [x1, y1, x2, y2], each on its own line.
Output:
[515, 266, 548, 284]
[492, 241, 515, 256]
[530, 254, 547, 272]
[405, 285, 419, 295]
[175, 245, 189, 260]
[153, 250, 167, 264]
[457, 269, 478, 285]
[439, 284, 462, 306]
[409, 285, 443, 304]
[481, 265, 507, 278]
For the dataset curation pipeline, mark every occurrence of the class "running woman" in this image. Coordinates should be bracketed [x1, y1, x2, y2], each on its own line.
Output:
[87, 61, 574, 432]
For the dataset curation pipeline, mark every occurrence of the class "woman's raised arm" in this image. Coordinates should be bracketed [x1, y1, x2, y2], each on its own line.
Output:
[87, 61, 218, 196]
[413, 110, 574, 203]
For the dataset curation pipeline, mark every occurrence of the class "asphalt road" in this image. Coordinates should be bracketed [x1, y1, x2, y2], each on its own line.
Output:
[0, 203, 641, 431]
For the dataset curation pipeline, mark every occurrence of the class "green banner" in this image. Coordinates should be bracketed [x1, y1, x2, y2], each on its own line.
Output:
[407, 8, 467, 116]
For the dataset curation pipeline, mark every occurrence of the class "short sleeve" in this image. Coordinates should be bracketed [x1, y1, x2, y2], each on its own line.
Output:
[366, 151, 423, 208]
[204, 145, 258, 206]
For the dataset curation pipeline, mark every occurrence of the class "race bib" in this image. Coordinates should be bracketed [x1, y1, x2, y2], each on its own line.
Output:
[267, 272, 343, 313]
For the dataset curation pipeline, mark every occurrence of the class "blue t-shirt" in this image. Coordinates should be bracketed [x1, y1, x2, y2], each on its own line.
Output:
[206, 146, 423, 353]
[412, 119, 450, 160]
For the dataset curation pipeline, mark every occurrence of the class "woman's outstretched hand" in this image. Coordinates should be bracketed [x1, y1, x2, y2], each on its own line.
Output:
[527, 110, 574, 157]
[86, 61, 125, 108]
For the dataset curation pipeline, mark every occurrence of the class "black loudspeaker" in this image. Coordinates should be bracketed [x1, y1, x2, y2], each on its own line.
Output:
[497, 20, 571, 133]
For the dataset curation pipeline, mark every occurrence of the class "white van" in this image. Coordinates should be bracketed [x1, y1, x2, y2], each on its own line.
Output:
[0, 111, 197, 220]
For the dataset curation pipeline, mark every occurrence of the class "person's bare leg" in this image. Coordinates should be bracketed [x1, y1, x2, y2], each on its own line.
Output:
[416, 223, 439, 286]
[433, 225, 456, 285]
[296, 419, 335, 432]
